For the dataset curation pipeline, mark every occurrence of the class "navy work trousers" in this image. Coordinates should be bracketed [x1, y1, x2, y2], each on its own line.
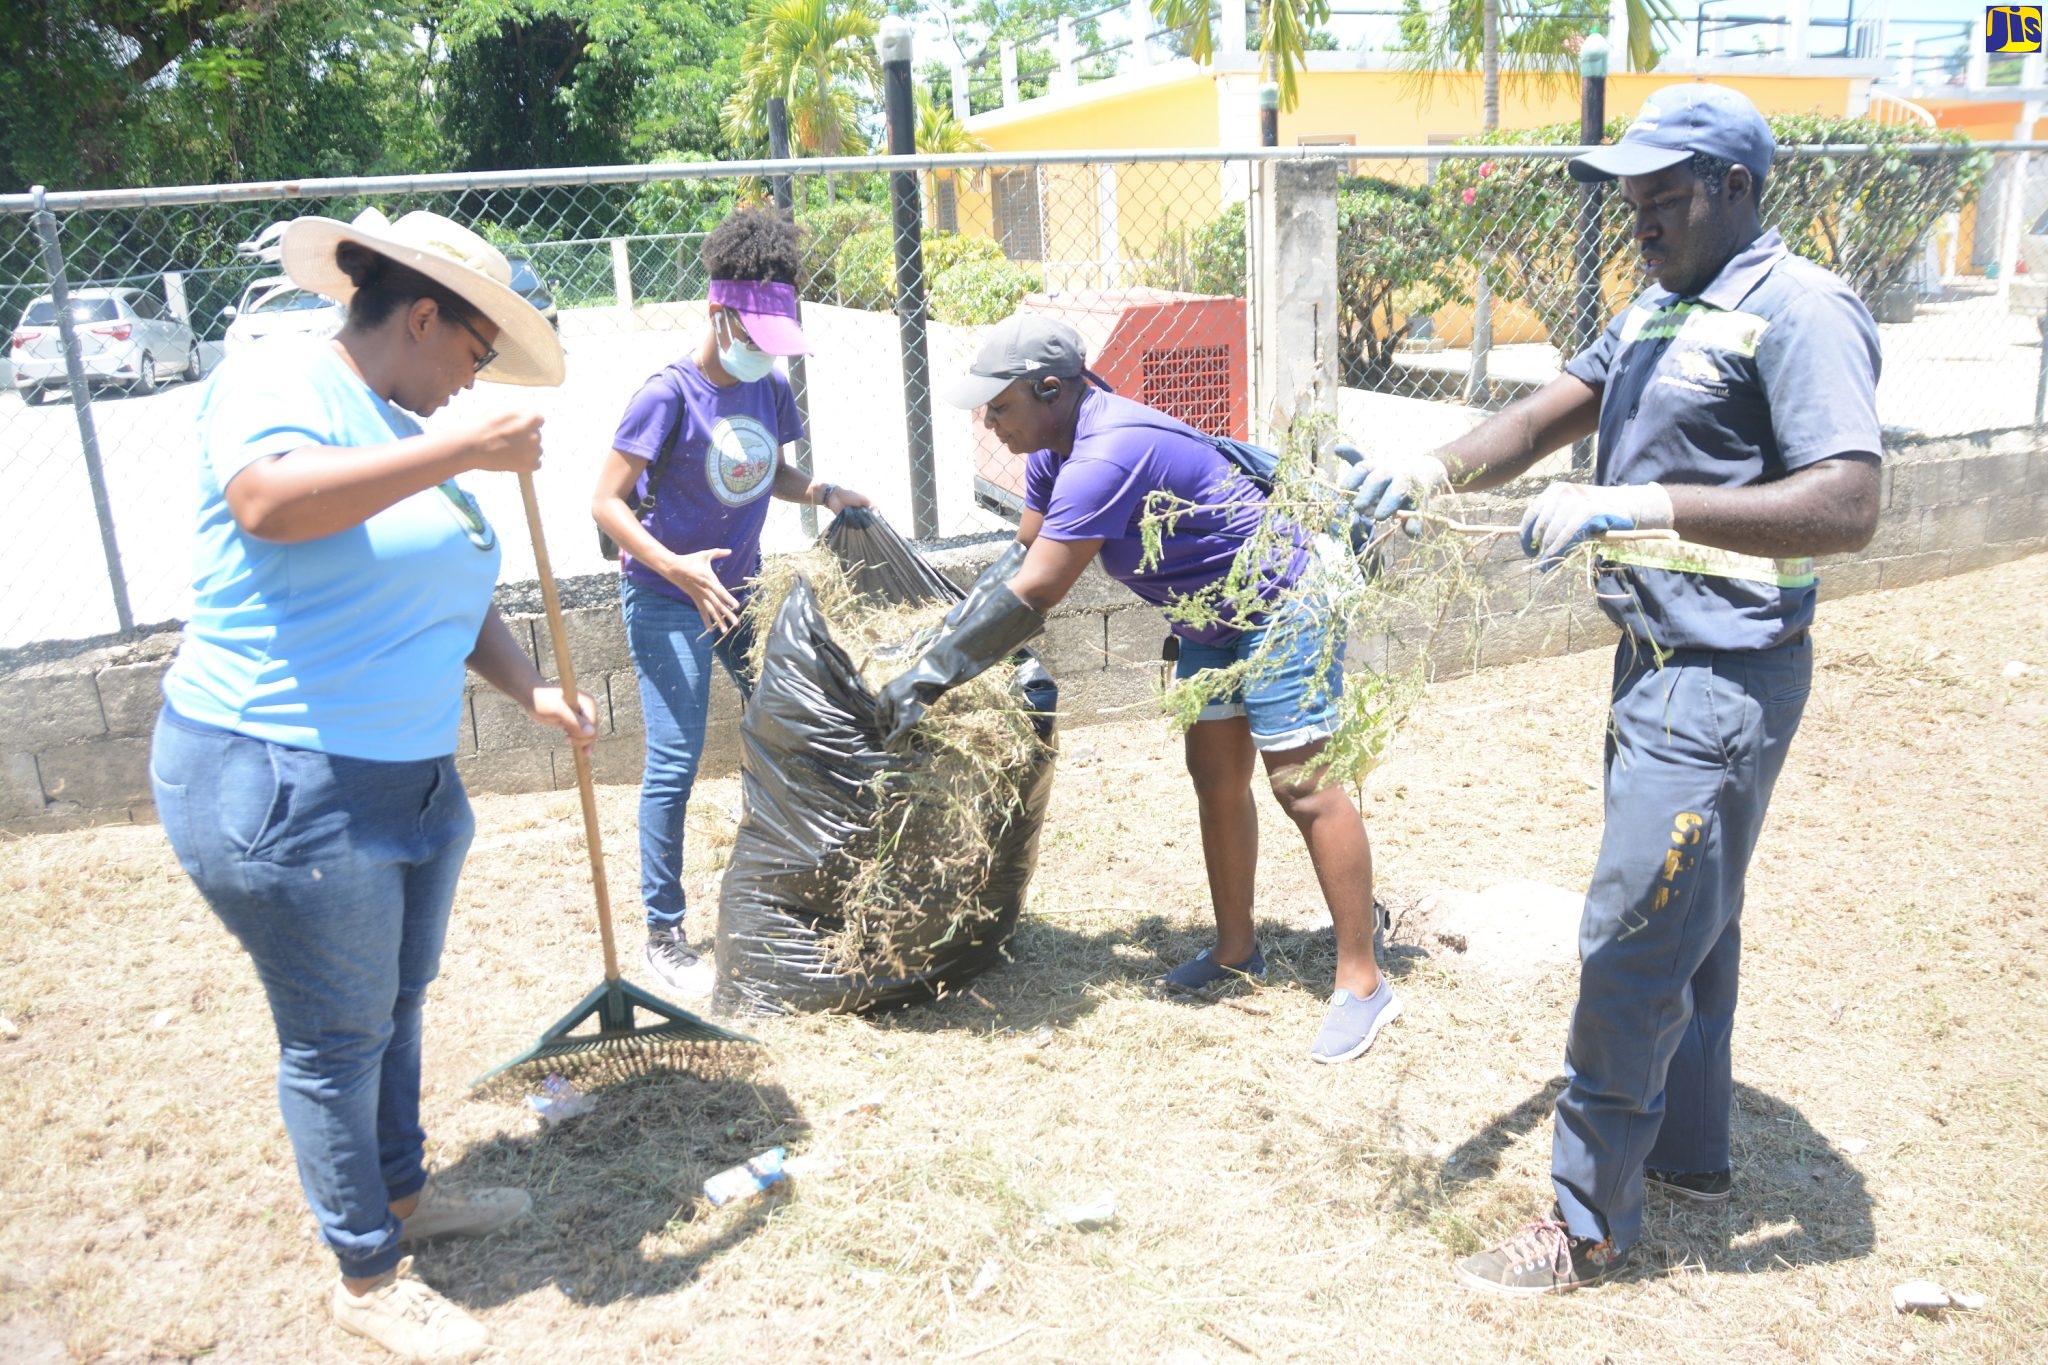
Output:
[1551, 635, 1811, 1253]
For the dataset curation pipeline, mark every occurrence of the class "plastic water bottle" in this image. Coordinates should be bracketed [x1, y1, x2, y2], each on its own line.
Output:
[703, 1147, 787, 1206]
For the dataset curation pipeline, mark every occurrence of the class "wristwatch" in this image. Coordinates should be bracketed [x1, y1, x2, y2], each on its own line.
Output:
[814, 482, 839, 507]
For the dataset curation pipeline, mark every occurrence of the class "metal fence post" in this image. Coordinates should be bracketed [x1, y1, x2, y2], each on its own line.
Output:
[30, 185, 133, 634]
[879, 18, 939, 540]
[1570, 34, 1610, 473]
[768, 97, 820, 540]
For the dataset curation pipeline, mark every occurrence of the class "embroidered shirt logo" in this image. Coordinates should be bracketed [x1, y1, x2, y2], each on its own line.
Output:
[704, 415, 779, 507]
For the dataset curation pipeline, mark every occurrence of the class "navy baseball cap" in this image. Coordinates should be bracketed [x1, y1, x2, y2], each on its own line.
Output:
[1569, 83, 1775, 184]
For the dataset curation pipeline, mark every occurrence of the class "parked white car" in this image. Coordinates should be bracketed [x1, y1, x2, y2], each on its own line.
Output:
[221, 277, 345, 355]
[11, 287, 201, 404]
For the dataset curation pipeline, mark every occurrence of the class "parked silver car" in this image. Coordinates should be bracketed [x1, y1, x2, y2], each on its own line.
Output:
[221, 276, 345, 354]
[10, 287, 201, 404]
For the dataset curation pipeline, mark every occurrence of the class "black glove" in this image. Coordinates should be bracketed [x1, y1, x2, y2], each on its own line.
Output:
[875, 554, 1044, 747]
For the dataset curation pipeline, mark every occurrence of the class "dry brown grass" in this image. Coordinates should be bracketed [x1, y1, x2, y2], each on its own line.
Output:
[3, 556, 2045, 1363]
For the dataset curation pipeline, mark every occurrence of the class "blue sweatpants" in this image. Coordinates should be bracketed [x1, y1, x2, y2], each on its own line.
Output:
[1551, 635, 1811, 1253]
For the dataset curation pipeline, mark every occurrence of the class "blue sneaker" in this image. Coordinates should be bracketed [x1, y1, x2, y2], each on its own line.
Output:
[1309, 979, 1401, 1063]
[1159, 944, 1267, 994]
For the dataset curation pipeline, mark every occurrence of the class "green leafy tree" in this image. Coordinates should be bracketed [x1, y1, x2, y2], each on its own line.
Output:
[1397, 0, 1681, 81]
[0, 0, 422, 191]
[1336, 177, 1464, 386]
[917, 88, 987, 153]
[1158, 0, 1332, 112]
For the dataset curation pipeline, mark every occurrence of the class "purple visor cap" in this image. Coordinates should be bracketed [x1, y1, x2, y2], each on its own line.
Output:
[708, 278, 810, 356]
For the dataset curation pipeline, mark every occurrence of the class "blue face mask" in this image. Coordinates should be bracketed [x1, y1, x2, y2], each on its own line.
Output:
[715, 312, 776, 383]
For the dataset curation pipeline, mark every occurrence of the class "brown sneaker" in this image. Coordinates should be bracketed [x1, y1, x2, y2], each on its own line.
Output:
[398, 1177, 532, 1245]
[331, 1257, 487, 1361]
[1454, 1217, 1627, 1296]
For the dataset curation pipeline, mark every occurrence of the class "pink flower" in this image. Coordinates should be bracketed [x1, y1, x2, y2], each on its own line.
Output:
[1480, 162, 1495, 177]
[1461, 187, 1476, 206]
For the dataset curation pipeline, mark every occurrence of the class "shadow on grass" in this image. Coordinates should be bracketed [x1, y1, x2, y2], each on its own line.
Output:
[832, 908, 1372, 1035]
[1393, 1077, 1876, 1274]
[421, 1062, 807, 1310]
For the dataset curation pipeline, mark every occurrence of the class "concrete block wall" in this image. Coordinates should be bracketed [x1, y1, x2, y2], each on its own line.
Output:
[4, 434, 2046, 833]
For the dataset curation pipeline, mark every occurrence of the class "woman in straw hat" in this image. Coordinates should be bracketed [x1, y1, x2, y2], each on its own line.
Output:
[150, 207, 593, 1361]
[591, 206, 869, 998]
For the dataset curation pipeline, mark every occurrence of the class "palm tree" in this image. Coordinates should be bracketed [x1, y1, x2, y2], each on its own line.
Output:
[1156, 0, 1332, 112]
[916, 87, 986, 154]
[722, 0, 881, 159]
[1401, 0, 1680, 82]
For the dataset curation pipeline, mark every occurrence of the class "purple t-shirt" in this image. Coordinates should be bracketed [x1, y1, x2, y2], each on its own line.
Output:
[610, 360, 805, 601]
[1026, 390, 1303, 646]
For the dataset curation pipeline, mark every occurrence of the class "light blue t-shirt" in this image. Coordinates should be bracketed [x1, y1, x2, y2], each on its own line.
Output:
[162, 334, 502, 760]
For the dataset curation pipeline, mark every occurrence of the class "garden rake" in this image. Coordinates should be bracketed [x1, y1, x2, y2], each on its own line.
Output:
[471, 470, 756, 1092]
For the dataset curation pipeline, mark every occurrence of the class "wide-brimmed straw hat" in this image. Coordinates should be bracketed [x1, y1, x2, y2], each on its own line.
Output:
[280, 208, 564, 386]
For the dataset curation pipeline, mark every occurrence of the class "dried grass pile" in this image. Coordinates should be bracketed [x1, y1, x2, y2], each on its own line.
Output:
[718, 543, 1056, 1006]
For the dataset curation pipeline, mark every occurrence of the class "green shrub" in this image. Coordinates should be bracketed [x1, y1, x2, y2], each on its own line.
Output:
[797, 201, 884, 301]
[1762, 114, 1990, 299]
[831, 226, 896, 310]
[1434, 114, 1990, 356]
[1337, 177, 1465, 388]
[1140, 202, 1247, 298]
[930, 256, 1042, 325]
[829, 229, 1031, 317]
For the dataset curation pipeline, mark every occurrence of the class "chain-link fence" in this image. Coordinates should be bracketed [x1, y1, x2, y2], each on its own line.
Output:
[3, 142, 2040, 653]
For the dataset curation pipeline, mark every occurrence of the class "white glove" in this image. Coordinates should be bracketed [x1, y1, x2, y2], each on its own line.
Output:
[1519, 481, 1674, 569]
[1336, 447, 1451, 523]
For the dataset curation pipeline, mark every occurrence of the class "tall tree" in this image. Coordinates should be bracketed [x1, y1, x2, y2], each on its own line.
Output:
[0, 0, 412, 191]
[1399, 0, 1680, 81]
[722, 0, 882, 159]
[1157, 1, 1333, 113]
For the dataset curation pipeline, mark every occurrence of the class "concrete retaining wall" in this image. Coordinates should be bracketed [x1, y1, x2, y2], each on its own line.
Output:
[5, 433, 2045, 834]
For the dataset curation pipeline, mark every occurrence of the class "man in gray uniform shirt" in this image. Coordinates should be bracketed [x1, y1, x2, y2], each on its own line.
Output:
[1342, 83, 1883, 1294]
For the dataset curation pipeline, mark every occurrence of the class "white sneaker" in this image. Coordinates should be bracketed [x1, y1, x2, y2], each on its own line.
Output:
[646, 926, 715, 999]
[399, 1177, 531, 1245]
[331, 1257, 487, 1361]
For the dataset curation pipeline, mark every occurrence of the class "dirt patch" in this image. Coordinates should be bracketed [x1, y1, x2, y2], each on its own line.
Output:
[1389, 880, 1584, 975]
[2, 555, 2044, 1362]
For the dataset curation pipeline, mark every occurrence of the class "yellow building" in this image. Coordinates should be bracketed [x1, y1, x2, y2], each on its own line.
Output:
[939, 53, 1887, 343]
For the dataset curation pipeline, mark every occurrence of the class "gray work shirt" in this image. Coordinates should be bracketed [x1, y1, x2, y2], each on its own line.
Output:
[1564, 228, 1882, 652]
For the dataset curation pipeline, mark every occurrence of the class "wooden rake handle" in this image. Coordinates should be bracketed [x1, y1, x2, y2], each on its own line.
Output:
[516, 471, 621, 985]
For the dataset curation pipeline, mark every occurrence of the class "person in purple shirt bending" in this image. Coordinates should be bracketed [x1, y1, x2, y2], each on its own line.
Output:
[876, 315, 1398, 1064]
[591, 208, 869, 998]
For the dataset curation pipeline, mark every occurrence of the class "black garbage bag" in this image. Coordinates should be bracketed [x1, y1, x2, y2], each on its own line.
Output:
[714, 511, 1058, 1014]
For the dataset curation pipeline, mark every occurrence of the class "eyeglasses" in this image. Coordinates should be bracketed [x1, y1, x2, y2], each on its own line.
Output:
[449, 312, 498, 373]
[435, 481, 497, 552]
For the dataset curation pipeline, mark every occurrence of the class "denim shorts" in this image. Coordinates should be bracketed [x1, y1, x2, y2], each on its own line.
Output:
[1173, 592, 1345, 752]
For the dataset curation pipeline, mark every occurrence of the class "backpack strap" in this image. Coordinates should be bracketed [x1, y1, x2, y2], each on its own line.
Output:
[635, 366, 691, 513]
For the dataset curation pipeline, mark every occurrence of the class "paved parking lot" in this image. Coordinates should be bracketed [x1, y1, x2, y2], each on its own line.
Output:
[0, 305, 1009, 649]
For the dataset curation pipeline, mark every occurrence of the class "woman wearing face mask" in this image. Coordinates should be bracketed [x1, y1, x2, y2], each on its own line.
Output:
[591, 207, 870, 998]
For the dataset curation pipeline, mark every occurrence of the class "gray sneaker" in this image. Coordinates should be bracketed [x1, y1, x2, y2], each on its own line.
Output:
[399, 1177, 531, 1245]
[1308, 978, 1401, 1063]
[646, 926, 715, 999]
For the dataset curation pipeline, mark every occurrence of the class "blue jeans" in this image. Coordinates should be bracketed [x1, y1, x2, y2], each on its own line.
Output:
[621, 577, 754, 930]
[1173, 592, 1344, 751]
[150, 705, 474, 1279]
[1551, 637, 1811, 1253]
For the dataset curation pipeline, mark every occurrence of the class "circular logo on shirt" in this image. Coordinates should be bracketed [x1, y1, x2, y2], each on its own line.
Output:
[705, 415, 778, 507]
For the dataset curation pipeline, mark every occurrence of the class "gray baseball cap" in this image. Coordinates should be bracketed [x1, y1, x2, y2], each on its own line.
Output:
[941, 313, 1095, 408]
[1570, 83, 1775, 185]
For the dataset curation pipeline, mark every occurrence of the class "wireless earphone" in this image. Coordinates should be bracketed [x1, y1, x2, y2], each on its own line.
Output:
[1032, 378, 1060, 402]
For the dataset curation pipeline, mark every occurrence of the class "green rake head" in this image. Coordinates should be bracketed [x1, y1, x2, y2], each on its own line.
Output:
[471, 977, 759, 1095]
